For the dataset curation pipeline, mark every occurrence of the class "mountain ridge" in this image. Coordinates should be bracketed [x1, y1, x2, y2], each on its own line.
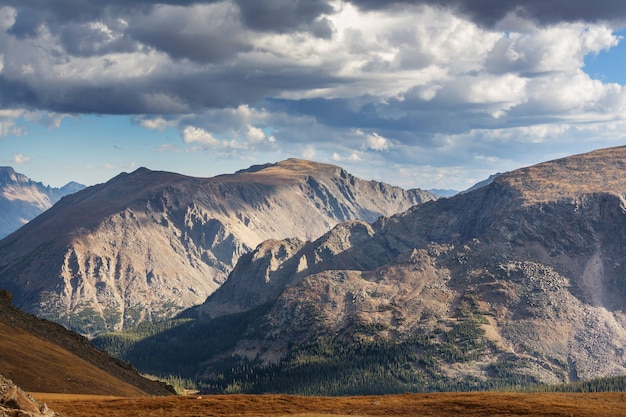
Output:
[0, 159, 437, 335]
[151, 145, 626, 392]
[0, 167, 85, 238]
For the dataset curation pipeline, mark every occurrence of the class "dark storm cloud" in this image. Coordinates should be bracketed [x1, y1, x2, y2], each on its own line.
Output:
[0, 59, 342, 114]
[3, 0, 336, 35]
[6, 8, 43, 38]
[2, 0, 336, 61]
[128, 3, 251, 63]
[0, 0, 623, 120]
[9, 0, 626, 29]
[350, 0, 626, 27]
[236, 0, 334, 37]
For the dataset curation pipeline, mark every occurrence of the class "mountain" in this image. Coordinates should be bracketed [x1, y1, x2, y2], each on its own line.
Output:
[105, 146, 626, 394]
[0, 159, 436, 335]
[0, 167, 85, 239]
[0, 290, 173, 396]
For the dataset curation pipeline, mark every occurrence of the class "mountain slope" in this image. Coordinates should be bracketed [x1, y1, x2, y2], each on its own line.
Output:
[0, 290, 173, 396]
[139, 145, 626, 392]
[0, 159, 436, 335]
[0, 167, 84, 238]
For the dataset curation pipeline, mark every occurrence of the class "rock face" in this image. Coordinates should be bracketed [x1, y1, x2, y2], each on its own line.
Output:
[0, 159, 435, 335]
[198, 146, 626, 384]
[0, 375, 61, 417]
[0, 167, 84, 239]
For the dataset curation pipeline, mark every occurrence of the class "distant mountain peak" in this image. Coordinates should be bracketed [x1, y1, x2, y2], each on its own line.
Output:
[0, 168, 85, 238]
[496, 146, 626, 204]
[0, 166, 26, 184]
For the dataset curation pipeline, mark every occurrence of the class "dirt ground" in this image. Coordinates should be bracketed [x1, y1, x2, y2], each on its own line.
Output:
[35, 391, 626, 417]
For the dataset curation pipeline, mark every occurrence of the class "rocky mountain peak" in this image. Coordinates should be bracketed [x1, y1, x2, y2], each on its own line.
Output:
[0, 167, 85, 239]
[0, 166, 26, 184]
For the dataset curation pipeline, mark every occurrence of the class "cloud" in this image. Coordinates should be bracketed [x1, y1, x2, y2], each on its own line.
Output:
[356, 130, 390, 151]
[236, 0, 334, 37]
[182, 125, 247, 150]
[136, 116, 176, 131]
[332, 151, 361, 162]
[0, 110, 27, 137]
[1, 1, 626, 189]
[129, 3, 251, 63]
[1, 2, 622, 116]
[302, 145, 317, 160]
[12, 153, 30, 163]
[350, 1, 626, 28]
[182, 126, 222, 145]
[246, 125, 276, 143]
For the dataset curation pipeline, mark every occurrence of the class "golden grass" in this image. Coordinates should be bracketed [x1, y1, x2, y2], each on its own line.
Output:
[499, 146, 626, 204]
[0, 321, 149, 397]
[35, 392, 626, 417]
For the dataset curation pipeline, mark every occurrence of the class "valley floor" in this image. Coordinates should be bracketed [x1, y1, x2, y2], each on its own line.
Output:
[34, 392, 626, 417]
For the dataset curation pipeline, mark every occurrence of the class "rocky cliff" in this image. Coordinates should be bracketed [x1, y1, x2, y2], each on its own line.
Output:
[0, 167, 84, 238]
[195, 146, 626, 387]
[0, 159, 435, 335]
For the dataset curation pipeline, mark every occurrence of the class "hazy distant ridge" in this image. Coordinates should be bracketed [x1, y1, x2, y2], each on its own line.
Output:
[0, 167, 85, 238]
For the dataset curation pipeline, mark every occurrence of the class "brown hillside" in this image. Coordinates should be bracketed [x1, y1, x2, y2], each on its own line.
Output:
[37, 392, 626, 417]
[0, 291, 173, 396]
[497, 145, 626, 204]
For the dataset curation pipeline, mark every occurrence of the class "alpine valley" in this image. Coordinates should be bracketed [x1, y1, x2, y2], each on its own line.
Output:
[0, 159, 435, 335]
[93, 146, 626, 394]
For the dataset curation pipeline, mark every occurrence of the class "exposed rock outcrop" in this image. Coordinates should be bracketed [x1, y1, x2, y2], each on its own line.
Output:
[0, 374, 60, 417]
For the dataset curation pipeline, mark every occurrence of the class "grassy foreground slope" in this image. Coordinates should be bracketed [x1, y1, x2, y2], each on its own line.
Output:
[0, 291, 173, 396]
[37, 392, 626, 417]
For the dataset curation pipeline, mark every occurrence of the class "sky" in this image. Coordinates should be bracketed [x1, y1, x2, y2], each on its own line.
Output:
[1, 1, 626, 191]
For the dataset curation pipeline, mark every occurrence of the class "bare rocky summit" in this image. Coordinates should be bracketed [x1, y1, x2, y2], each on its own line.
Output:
[0, 159, 435, 334]
[197, 146, 626, 385]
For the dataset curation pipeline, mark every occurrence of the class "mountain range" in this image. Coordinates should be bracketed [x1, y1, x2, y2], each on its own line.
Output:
[0, 159, 436, 335]
[0, 167, 84, 239]
[96, 146, 626, 394]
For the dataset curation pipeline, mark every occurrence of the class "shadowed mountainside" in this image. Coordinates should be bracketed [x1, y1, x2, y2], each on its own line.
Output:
[110, 146, 626, 393]
[0, 159, 435, 335]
